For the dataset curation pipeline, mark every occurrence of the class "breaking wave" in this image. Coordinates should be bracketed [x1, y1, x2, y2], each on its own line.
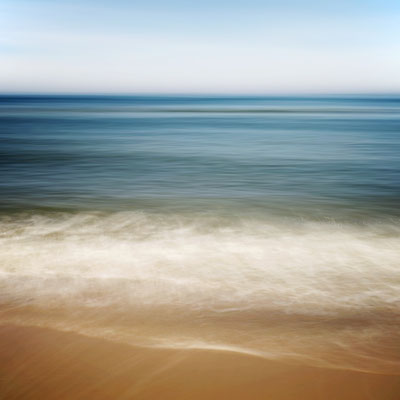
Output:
[1, 211, 400, 373]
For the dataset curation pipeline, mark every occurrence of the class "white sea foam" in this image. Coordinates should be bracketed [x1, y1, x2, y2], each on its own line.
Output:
[1, 211, 399, 372]
[1, 212, 399, 312]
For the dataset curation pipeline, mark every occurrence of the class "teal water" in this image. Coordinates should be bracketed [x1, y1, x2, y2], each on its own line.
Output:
[0, 95, 399, 373]
[1, 95, 399, 218]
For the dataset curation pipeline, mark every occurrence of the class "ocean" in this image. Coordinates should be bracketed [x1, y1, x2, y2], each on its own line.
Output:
[1, 95, 400, 374]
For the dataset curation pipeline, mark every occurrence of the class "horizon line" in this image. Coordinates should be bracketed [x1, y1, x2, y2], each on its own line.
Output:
[1, 92, 400, 97]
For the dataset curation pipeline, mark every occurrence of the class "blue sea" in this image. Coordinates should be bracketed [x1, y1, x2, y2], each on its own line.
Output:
[1, 95, 400, 217]
[1, 95, 399, 373]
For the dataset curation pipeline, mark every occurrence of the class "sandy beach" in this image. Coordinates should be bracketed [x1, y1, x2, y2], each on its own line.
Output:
[1, 324, 400, 400]
[1, 95, 400, 399]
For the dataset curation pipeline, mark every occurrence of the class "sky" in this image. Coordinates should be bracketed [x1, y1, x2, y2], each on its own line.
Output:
[1, 0, 400, 94]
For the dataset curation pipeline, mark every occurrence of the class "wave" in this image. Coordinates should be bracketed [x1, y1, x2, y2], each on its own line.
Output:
[1, 211, 399, 373]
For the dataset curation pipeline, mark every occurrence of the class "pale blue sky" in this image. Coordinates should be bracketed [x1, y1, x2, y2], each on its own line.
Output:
[1, 0, 400, 93]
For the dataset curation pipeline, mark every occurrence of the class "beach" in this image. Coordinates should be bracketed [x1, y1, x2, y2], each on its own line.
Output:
[2, 324, 400, 400]
[1, 95, 399, 398]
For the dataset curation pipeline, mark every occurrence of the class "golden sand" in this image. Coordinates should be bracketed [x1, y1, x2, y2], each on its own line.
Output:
[1, 324, 400, 400]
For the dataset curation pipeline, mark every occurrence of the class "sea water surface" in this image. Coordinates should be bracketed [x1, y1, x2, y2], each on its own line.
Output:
[0, 95, 400, 373]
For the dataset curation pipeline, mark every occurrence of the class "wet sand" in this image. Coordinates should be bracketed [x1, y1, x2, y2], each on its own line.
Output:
[1, 324, 400, 400]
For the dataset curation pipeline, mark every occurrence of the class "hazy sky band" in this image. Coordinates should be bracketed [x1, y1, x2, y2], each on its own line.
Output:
[1, 0, 400, 93]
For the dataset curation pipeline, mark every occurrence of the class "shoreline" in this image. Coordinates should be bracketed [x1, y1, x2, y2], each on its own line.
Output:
[1, 324, 400, 400]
